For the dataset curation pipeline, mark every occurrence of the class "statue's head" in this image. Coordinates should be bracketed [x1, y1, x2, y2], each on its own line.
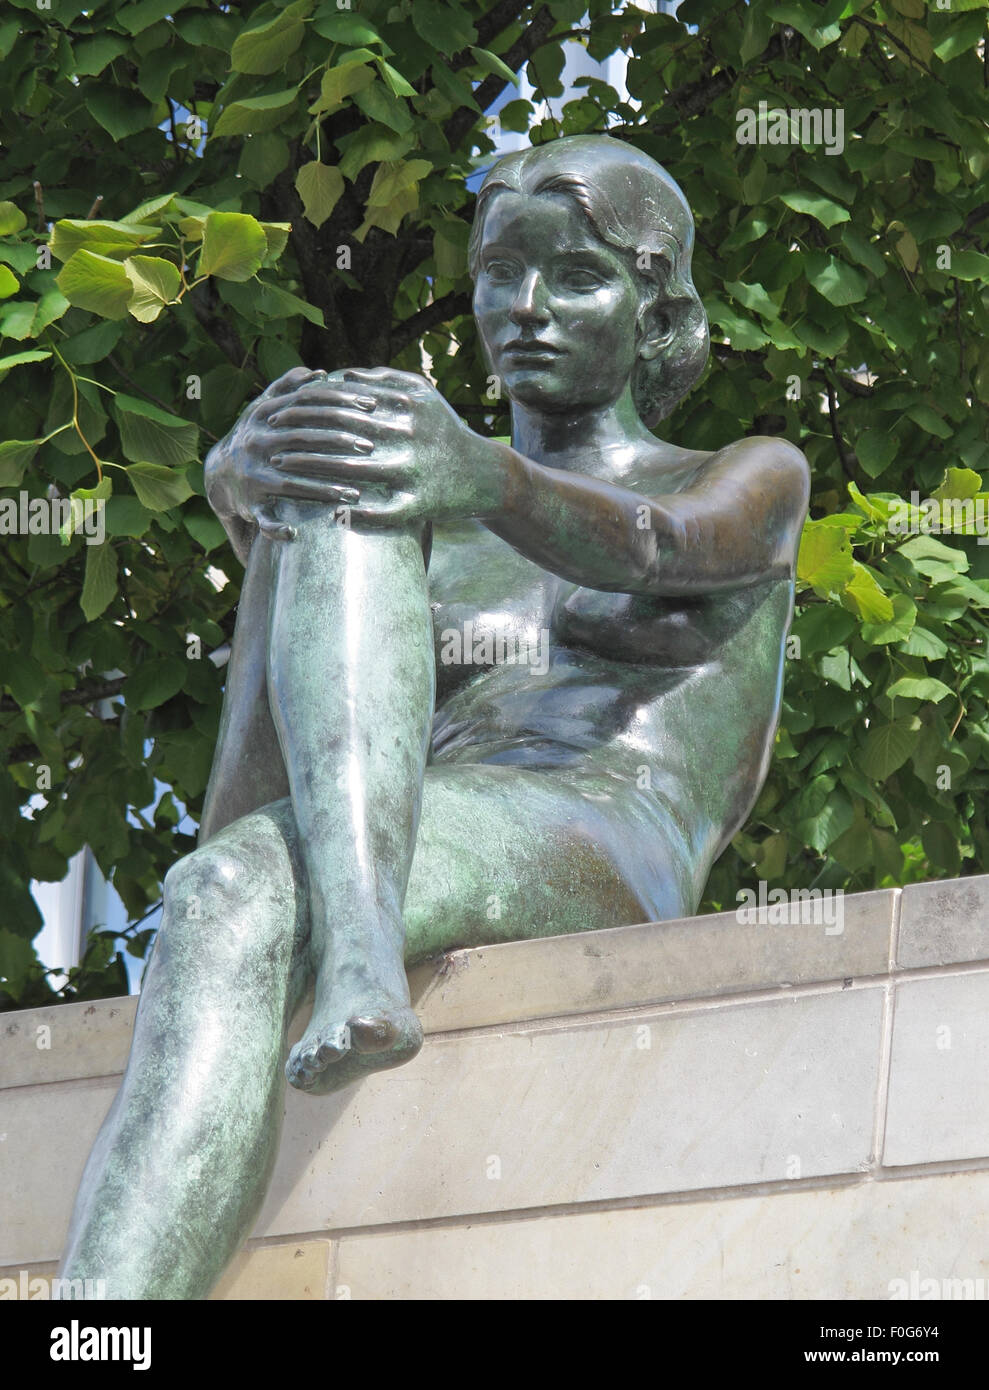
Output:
[468, 135, 708, 427]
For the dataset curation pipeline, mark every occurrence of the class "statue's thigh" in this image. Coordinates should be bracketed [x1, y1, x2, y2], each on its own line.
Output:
[404, 764, 692, 960]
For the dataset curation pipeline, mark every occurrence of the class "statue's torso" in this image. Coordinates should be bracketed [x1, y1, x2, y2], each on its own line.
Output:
[426, 442, 795, 866]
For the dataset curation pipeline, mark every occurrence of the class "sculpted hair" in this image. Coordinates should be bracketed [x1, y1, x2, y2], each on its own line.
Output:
[467, 137, 709, 426]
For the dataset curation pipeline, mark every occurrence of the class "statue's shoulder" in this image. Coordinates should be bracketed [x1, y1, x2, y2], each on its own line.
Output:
[693, 434, 810, 524]
[638, 433, 809, 518]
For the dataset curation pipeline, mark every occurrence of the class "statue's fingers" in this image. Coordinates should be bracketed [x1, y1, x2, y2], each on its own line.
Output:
[341, 369, 417, 403]
[265, 427, 375, 455]
[344, 494, 415, 527]
[255, 367, 325, 404]
[267, 405, 411, 437]
[252, 502, 297, 542]
[256, 469, 362, 505]
[271, 451, 402, 483]
[256, 385, 377, 420]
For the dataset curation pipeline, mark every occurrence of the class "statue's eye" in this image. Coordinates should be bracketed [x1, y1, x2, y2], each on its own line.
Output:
[483, 259, 520, 283]
[561, 266, 604, 291]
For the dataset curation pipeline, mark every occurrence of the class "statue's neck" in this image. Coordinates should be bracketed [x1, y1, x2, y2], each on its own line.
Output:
[508, 390, 656, 480]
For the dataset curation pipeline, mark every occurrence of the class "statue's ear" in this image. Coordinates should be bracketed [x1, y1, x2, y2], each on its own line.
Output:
[637, 299, 677, 362]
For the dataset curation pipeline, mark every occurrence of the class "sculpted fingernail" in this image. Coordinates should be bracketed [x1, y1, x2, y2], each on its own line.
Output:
[269, 412, 281, 424]
[271, 454, 284, 466]
[355, 440, 374, 454]
[357, 397, 376, 412]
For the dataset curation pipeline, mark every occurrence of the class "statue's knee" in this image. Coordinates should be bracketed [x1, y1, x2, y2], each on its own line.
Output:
[163, 844, 255, 926]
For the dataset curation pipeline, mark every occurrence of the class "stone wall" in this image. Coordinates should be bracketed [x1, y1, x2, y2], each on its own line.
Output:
[2, 874, 989, 1299]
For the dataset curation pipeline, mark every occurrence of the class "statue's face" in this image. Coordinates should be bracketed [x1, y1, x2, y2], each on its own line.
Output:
[472, 190, 644, 414]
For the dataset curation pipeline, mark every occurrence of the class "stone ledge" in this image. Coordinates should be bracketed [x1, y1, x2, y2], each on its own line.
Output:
[2, 886, 900, 1091]
[3, 874, 989, 1295]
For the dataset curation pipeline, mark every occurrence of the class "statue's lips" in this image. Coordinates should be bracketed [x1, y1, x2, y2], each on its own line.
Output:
[502, 341, 563, 363]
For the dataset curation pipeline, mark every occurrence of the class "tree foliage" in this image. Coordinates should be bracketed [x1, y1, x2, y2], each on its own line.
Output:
[0, 0, 987, 1005]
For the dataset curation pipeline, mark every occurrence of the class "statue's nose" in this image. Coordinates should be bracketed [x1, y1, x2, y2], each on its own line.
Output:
[508, 270, 550, 327]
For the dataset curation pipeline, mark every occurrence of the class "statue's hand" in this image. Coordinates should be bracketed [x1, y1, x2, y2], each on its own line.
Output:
[204, 366, 384, 542]
[266, 367, 508, 527]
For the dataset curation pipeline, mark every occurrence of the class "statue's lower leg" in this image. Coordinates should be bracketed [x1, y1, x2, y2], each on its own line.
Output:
[265, 505, 435, 1094]
[59, 803, 307, 1299]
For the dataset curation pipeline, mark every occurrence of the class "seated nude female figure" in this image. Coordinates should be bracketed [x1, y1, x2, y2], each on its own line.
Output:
[61, 135, 809, 1298]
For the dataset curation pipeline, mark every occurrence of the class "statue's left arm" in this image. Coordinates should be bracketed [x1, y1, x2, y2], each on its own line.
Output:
[486, 436, 811, 596]
[275, 369, 809, 597]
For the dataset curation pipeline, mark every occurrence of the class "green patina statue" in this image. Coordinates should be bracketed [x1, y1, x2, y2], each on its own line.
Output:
[60, 135, 809, 1298]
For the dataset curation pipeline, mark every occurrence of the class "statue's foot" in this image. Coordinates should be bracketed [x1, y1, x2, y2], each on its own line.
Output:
[286, 997, 423, 1095]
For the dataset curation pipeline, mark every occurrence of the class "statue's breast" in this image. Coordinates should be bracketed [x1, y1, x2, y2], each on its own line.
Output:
[552, 583, 773, 669]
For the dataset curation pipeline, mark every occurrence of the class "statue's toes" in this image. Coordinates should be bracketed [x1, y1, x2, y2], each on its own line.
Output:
[350, 1013, 422, 1058]
[286, 1033, 347, 1090]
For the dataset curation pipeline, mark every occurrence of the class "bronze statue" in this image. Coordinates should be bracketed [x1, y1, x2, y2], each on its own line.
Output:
[60, 135, 809, 1298]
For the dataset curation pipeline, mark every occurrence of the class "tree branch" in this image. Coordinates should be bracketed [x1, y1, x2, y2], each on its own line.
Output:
[444, 4, 557, 152]
[0, 677, 127, 716]
[391, 291, 473, 356]
[189, 282, 262, 383]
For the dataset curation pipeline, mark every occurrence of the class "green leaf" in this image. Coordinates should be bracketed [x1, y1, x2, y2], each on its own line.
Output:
[61, 477, 112, 545]
[0, 439, 38, 485]
[86, 87, 154, 142]
[778, 191, 849, 228]
[933, 467, 982, 502]
[126, 461, 194, 511]
[790, 604, 857, 657]
[123, 255, 181, 322]
[56, 249, 133, 319]
[858, 718, 921, 780]
[412, 0, 477, 54]
[944, 250, 989, 282]
[239, 133, 291, 187]
[0, 200, 26, 235]
[124, 655, 187, 711]
[73, 34, 129, 76]
[767, 3, 841, 47]
[197, 212, 268, 283]
[906, 404, 952, 439]
[902, 625, 948, 660]
[0, 348, 53, 370]
[0, 264, 18, 298]
[886, 676, 954, 704]
[843, 561, 894, 623]
[61, 320, 124, 365]
[50, 219, 160, 263]
[723, 278, 779, 321]
[860, 594, 916, 645]
[104, 495, 153, 537]
[352, 79, 414, 134]
[337, 123, 413, 181]
[311, 60, 376, 113]
[366, 159, 432, 208]
[469, 46, 519, 84]
[231, 0, 309, 75]
[81, 541, 118, 621]
[115, 394, 198, 469]
[295, 162, 345, 229]
[376, 60, 417, 98]
[213, 89, 298, 137]
[312, 11, 383, 46]
[260, 221, 292, 262]
[803, 252, 868, 306]
[797, 522, 854, 593]
[855, 428, 897, 478]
